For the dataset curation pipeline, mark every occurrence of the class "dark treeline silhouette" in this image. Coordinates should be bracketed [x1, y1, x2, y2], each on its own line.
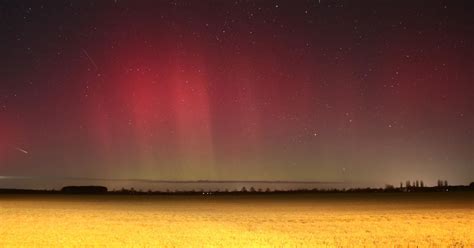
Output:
[61, 186, 108, 194]
[0, 182, 473, 195]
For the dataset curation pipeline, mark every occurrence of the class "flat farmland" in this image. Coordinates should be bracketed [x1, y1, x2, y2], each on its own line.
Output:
[0, 192, 472, 247]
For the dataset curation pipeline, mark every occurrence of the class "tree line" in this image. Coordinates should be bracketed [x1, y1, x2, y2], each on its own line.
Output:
[0, 181, 473, 195]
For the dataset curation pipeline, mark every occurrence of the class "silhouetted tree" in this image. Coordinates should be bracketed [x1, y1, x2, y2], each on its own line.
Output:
[241, 186, 248, 192]
[250, 187, 256, 193]
[415, 180, 419, 188]
[420, 181, 424, 188]
[400, 182, 403, 189]
[444, 180, 448, 187]
[405, 180, 411, 188]
[385, 184, 394, 190]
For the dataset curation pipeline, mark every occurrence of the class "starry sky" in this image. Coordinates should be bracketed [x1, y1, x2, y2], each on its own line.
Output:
[0, 0, 473, 187]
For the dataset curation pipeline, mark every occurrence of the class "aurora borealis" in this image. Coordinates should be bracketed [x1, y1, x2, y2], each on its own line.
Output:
[0, 0, 472, 187]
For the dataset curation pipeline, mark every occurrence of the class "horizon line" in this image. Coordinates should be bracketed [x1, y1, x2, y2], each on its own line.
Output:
[0, 176, 345, 184]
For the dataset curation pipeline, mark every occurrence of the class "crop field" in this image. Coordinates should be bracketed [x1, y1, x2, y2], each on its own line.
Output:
[0, 192, 472, 247]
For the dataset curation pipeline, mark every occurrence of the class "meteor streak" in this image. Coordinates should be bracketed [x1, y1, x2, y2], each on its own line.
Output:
[82, 48, 98, 70]
[15, 147, 28, 154]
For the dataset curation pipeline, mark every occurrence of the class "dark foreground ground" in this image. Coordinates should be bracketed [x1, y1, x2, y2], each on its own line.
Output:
[0, 191, 473, 209]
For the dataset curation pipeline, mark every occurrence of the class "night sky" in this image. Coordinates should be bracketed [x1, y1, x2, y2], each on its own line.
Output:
[0, 0, 473, 187]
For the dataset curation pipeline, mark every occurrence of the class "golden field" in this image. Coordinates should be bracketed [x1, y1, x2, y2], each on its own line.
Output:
[0, 193, 473, 247]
